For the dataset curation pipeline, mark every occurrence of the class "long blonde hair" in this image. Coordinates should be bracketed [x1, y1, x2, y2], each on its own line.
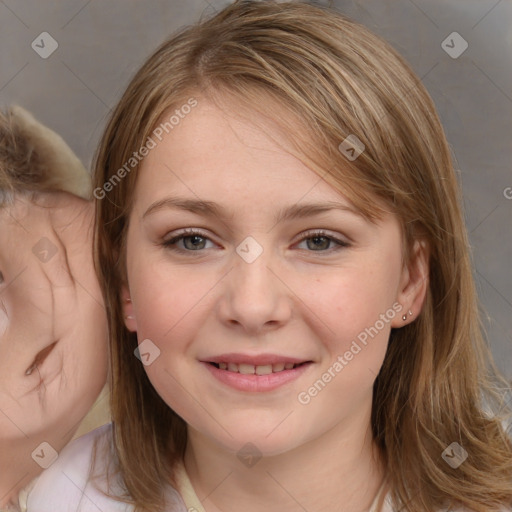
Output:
[92, 2, 512, 511]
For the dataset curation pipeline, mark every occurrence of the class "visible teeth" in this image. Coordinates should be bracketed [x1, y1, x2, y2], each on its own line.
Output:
[239, 364, 256, 375]
[215, 362, 300, 373]
[255, 364, 273, 375]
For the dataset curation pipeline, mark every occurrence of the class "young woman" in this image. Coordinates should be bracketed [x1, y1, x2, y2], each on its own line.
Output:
[26, 1, 512, 511]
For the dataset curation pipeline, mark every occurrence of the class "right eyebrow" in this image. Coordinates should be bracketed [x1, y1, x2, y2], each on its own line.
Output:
[143, 197, 232, 221]
[142, 196, 362, 224]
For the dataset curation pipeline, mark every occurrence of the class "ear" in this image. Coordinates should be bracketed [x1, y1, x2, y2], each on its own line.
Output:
[121, 285, 138, 332]
[391, 239, 429, 328]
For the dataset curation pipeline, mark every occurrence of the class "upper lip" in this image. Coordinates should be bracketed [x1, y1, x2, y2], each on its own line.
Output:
[202, 353, 311, 366]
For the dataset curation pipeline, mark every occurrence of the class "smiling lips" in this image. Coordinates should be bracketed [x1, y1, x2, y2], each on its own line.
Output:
[203, 354, 313, 392]
[211, 361, 302, 375]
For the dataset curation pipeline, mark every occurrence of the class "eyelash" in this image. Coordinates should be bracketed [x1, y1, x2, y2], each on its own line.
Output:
[162, 228, 350, 255]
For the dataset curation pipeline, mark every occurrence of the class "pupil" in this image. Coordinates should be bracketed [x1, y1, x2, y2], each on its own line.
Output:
[186, 236, 204, 250]
[309, 236, 328, 250]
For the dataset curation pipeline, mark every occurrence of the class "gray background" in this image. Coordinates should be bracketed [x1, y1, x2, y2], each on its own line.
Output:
[0, 0, 510, 379]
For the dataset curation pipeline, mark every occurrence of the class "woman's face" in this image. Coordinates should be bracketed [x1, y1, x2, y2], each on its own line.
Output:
[0, 192, 107, 446]
[123, 98, 427, 456]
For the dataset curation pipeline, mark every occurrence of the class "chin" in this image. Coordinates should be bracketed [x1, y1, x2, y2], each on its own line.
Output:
[203, 418, 305, 459]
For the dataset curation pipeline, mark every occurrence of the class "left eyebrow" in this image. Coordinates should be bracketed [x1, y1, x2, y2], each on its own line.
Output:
[142, 196, 362, 223]
[274, 201, 362, 224]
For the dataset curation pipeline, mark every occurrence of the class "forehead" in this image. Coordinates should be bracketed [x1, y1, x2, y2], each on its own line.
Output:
[135, 98, 350, 209]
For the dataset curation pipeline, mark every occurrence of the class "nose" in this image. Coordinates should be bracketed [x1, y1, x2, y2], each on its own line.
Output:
[217, 245, 292, 336]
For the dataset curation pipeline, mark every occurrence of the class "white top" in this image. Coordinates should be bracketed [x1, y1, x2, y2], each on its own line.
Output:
[25, 424, 185, 512]
[23, 423, 508, 512]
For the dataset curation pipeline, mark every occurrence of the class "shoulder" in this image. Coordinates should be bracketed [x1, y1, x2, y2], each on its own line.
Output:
[26, 423, 132, 512]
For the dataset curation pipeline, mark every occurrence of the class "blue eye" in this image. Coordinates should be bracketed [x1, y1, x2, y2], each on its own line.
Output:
[296, 231, 349, 252]
[163, 229, 213, 252]
[162, 229, 350, 254]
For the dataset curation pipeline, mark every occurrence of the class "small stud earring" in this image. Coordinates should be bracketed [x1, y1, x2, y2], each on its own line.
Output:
[125, 314, 134, 320]
[402, 310, 413, 322]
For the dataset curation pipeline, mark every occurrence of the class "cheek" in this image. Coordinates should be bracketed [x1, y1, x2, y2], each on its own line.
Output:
[130, 261, 212, 345]
[306, 258, 401, 356]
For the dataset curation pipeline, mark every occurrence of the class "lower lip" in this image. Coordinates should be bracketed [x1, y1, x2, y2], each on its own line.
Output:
[202, 362, 312, 392]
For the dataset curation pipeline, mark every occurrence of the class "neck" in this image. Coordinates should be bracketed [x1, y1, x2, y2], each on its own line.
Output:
[184, 400, 385, 512]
